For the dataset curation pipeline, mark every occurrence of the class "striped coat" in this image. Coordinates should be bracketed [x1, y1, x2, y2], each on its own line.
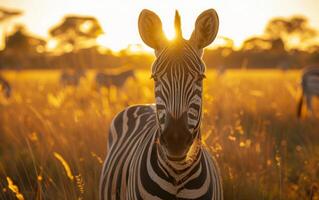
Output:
[100, 105, 222, 199]
[297, 65, 319, 117]
[100, 8, 223, 199]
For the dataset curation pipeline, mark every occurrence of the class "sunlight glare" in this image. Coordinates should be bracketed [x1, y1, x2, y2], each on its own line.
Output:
[127, 44, 148, 54]
[46, 39, 58, 50]
[164, 26, 176, 41]
[96, 34, 109, 48]
[79, 21, 93, 33]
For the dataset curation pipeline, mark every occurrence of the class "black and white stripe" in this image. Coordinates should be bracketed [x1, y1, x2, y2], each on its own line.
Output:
[297, 65, 319, 117]
[152, 43, 205, 134]
[100, 9, 223, 200]
[100, 105, 223, 199]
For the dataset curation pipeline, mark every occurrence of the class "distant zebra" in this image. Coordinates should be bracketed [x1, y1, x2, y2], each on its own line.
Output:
[216, 65, 226, 77]
[95, 70, 135, 89]
[297, 66, 319, 118]
[0, 76, 11, 98]
[60, 69, 86, 87]
[100, 9, 223, 200]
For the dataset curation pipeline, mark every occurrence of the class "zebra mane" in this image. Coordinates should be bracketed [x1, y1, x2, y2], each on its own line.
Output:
[174, 10, 183, 39]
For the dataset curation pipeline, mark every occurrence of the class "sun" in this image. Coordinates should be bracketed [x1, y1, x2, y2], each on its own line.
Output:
[164, 26, 176, 41]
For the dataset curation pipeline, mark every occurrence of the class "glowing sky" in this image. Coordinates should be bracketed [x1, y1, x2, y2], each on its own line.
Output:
[0, 0, 319, 51]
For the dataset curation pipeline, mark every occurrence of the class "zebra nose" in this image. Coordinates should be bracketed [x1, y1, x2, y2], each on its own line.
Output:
[160, 112, 192, 158]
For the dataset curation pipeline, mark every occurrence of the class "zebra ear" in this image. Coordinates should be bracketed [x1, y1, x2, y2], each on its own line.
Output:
[138, 9, 167, 51]
[189, 9, 219, 50]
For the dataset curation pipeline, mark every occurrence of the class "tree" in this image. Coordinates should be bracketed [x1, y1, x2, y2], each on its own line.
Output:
[270, 38, 285, 52]
[49, 15, 104, 52]
[242, 37, 272, 51]
[6, 25, 46, 53]
[265, 16, 317, 50]
[0, 7, 22, 22]
[4, 25, 46, 69]
[0, 7, 22, 49]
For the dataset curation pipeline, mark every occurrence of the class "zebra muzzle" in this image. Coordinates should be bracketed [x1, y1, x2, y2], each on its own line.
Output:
[160, 112, 193, 159]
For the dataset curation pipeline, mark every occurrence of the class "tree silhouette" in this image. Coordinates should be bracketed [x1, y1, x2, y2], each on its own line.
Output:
[270, 38, 285, 52]
[265, 16, 317, 50]
[0, 7, 22, 22]
[242, 37, 272, 51]
[49, 15, 104, 52]
[0, 7, 22, 49]
[6, 25, 45, 53]
[4, 25, 46, 69]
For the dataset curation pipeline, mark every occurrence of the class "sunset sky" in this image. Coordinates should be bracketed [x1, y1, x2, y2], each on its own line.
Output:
[0, 0, 319, 51]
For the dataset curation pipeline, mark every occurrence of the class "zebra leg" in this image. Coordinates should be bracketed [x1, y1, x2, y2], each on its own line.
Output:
[306, 95, 313, 117]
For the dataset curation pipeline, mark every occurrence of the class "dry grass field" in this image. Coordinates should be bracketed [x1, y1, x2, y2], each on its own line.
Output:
[0, 69, 318, 200]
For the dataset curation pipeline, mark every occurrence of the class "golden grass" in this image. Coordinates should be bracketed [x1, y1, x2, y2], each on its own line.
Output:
[53, 152, 74, 181]
[6, 177, 25, 200]
[0, 69, 318, 200]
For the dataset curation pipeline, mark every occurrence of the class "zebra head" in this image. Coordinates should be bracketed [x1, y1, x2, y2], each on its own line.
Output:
[139, 9, 219, 160]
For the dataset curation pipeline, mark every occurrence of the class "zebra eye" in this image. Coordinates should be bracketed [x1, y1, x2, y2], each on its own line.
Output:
[197, 74, 206, 81]
[151, 74, 158, 81]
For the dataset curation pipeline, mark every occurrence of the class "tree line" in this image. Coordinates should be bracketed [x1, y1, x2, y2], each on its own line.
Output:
[0, 7, 318, 70]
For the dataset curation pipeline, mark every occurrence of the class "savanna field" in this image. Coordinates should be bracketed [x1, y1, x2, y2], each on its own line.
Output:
[0, 69, 318, 200]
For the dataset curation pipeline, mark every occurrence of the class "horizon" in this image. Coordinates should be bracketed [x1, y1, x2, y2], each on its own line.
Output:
[0, 0, 319, 52]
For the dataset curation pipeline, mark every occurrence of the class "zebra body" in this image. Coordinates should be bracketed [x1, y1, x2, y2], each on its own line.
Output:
[59, 69, 86, 87]
[0, 76, 11, 98]
[100, 105, 222, 199]
[297, 66, 319, 117]
[100, 9, 223, 199]
[95, 70, 135, 89]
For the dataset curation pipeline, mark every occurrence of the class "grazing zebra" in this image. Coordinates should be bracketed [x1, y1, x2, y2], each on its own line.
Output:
[216, 65, 226, 78]
[95, 70, 135, 89]
[0, 76, 11, 98]
[100, 9, 223, 200]
[297, 65, 319, 118]
[60, 69, 86, 87]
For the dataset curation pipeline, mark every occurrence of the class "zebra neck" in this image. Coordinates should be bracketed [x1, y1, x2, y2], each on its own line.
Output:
[155, 129, 202, 180]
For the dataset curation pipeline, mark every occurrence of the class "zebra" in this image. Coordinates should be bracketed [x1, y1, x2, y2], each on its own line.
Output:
[0, 76, 11, 98]
[297, 65, 319, 118]
[100, 9, 223, 200]
[216, 65, 226, 78]
[59, 69, 86, 87]
[95, 70, 136, 89]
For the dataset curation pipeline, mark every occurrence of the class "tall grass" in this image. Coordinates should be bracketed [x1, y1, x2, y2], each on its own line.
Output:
[0, 70, 318, 200]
